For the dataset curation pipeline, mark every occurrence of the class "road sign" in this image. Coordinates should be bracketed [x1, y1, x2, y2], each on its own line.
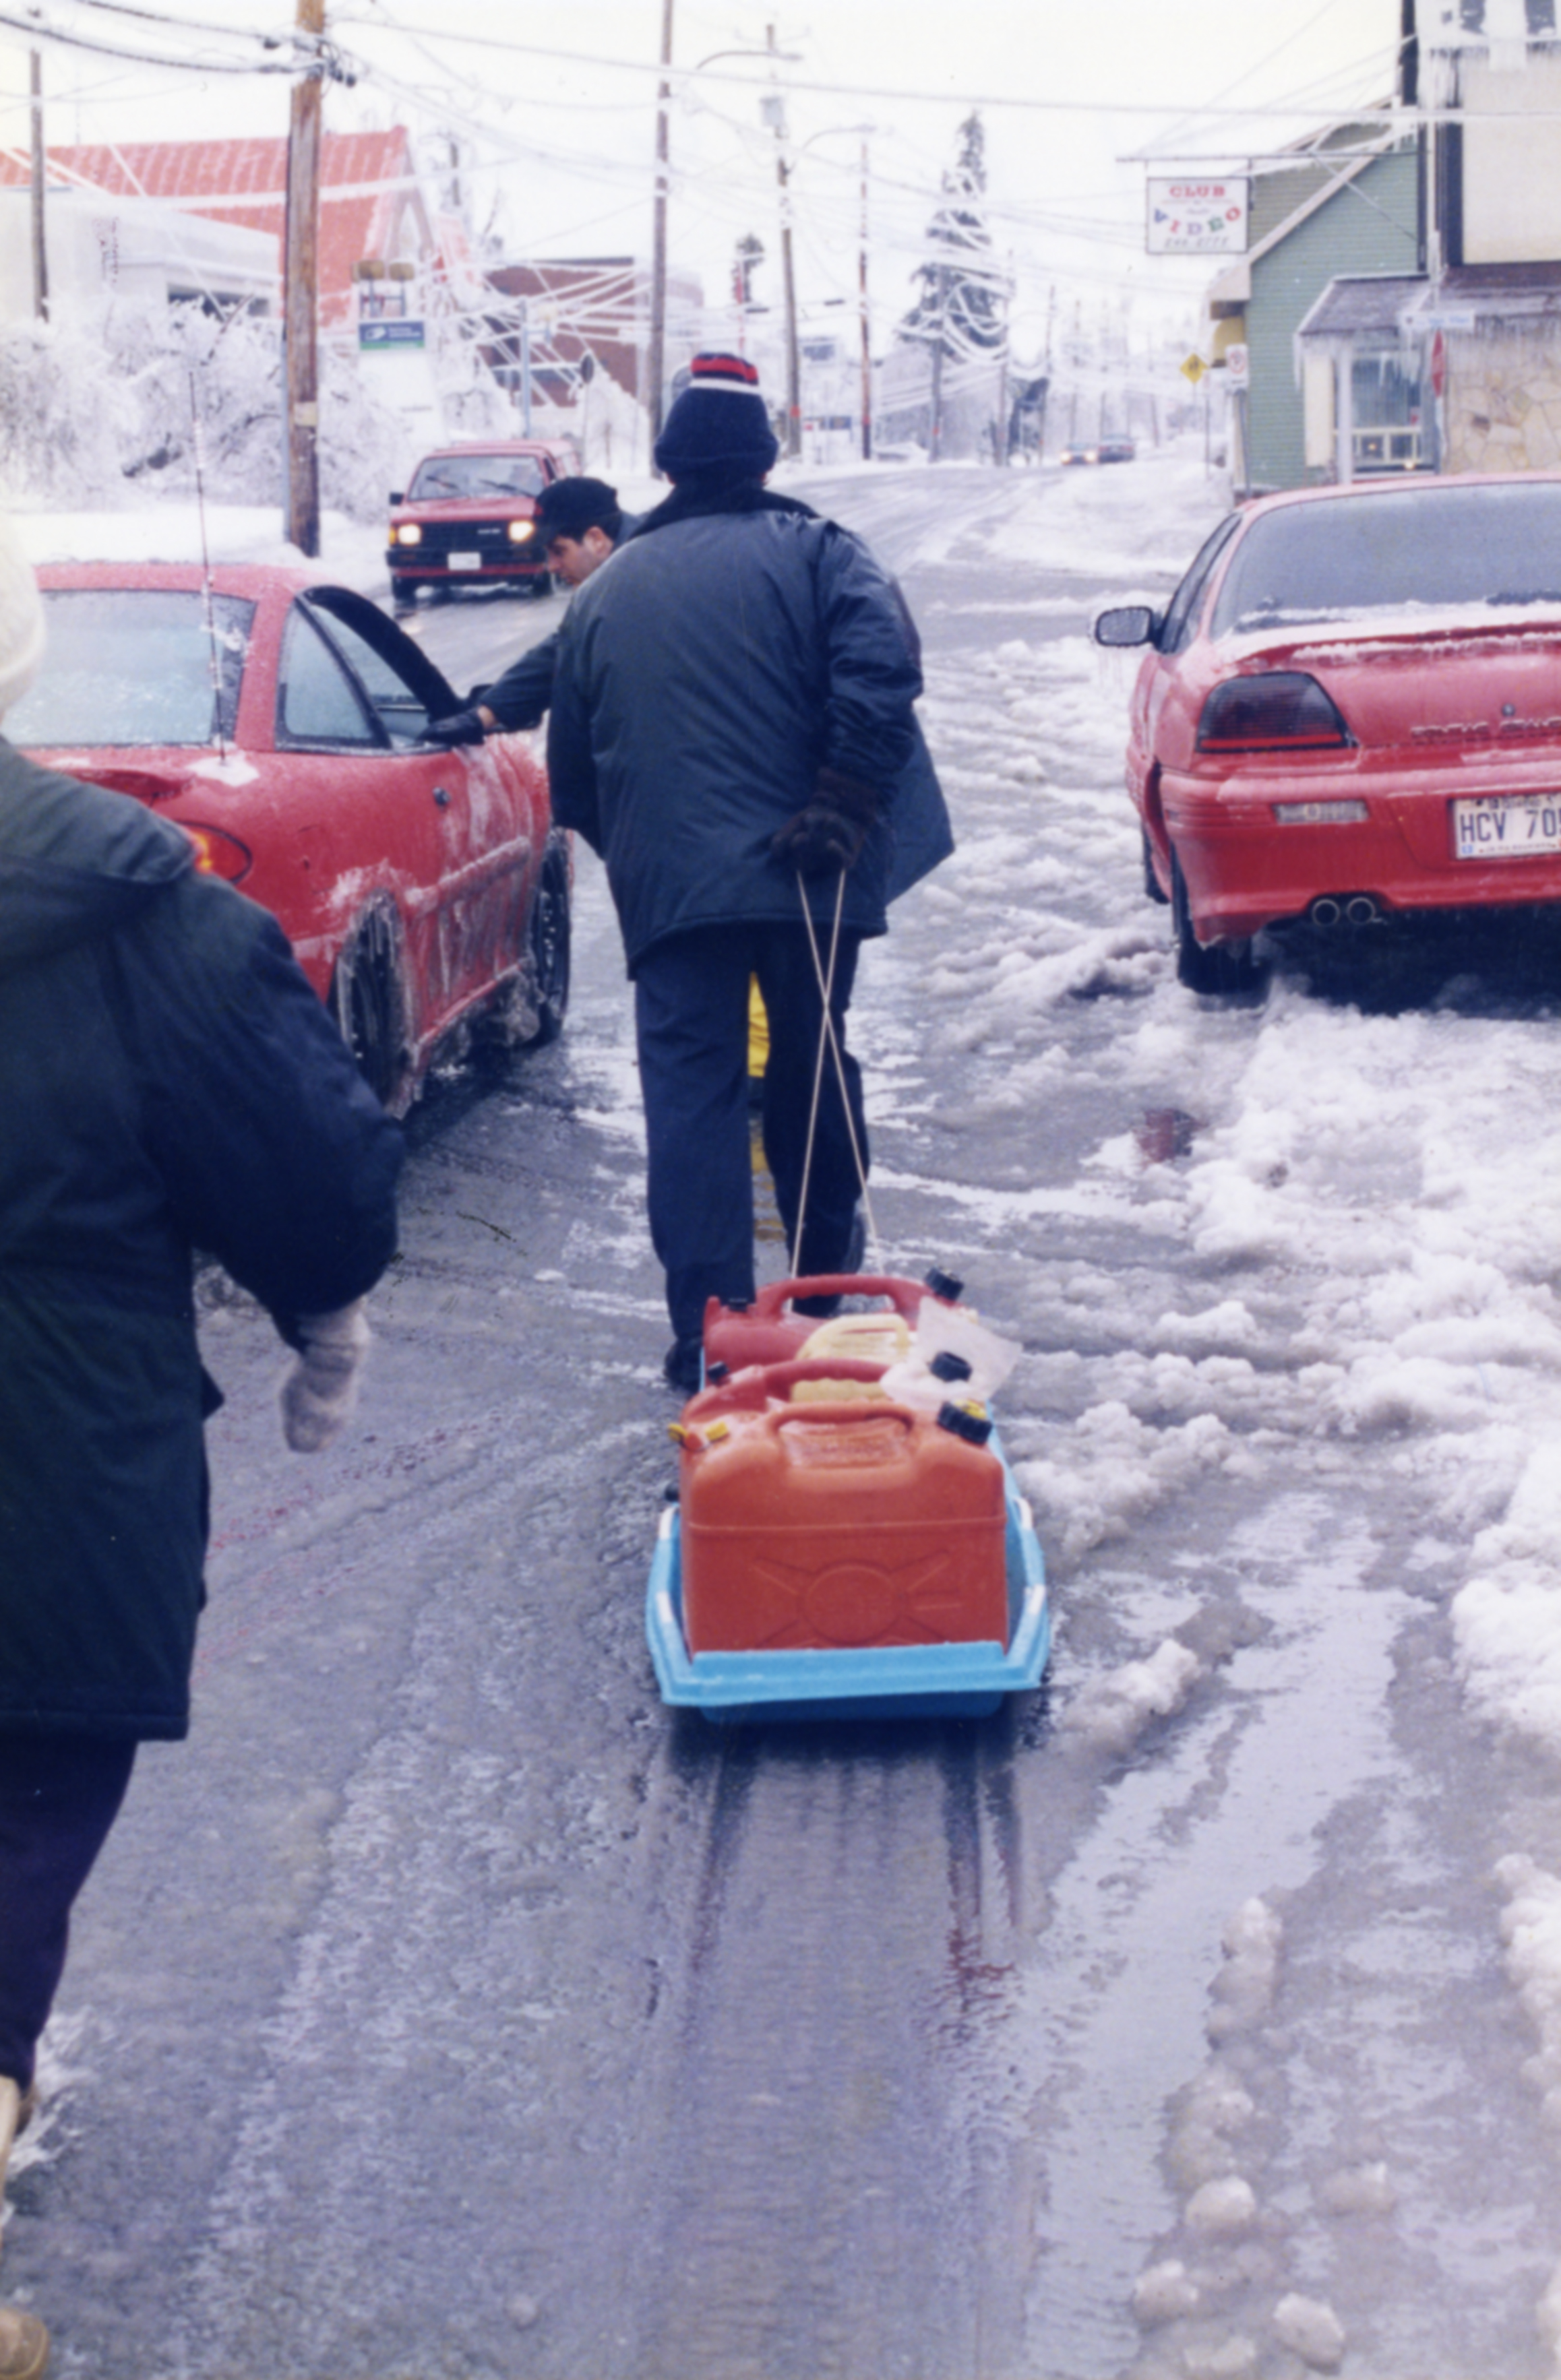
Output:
[1223, 343, 1249, 389]
[1181, 352, 1207, 385]
[1147, 177, 1249, 256]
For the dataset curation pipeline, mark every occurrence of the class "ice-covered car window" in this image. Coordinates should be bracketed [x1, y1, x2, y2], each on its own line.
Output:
[277, 605, 381, 747]
[408, 453, 547, 501]
[1210, 483, 1561, 637]
[9, 591, 252, 747]
[310, 608, 431, 746]
[1160, 511, 1242, 654]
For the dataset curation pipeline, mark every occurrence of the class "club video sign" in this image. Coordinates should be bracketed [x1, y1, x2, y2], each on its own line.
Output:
[1146, 179, 1249, 257]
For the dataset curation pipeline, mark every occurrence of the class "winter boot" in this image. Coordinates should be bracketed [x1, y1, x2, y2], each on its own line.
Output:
[0, 2308, 47, 2379]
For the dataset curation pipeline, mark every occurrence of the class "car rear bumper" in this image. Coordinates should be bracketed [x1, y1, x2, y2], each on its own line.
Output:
[1161, 763, 1561, 940]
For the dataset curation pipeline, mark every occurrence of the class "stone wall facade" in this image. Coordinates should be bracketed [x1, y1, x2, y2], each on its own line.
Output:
[1444, 332, 1561, 472]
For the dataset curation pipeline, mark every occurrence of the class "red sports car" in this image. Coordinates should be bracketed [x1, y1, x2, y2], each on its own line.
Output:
[10, 562, 570, 1109]
[386, 439, 578, 604]
[1096, 473, 1561, 991]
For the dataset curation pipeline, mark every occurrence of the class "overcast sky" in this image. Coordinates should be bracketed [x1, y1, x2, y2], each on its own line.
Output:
[0, 1, 1406, 360]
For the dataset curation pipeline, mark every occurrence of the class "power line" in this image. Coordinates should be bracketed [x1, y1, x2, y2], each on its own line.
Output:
[0, 7, 324, 75]
[325, 7, 1407, 123]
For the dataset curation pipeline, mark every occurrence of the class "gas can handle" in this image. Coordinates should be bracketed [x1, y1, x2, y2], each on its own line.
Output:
[763, 1401, 917, 1439]
[750, 1275, 927, 1321]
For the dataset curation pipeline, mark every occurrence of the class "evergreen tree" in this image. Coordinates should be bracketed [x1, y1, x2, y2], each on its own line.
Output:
[898, 113, 1006, 363]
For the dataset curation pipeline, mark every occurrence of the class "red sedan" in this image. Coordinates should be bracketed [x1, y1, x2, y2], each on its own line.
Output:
[10, 562, 570, 1109]
[1096, 473, 1561, 991]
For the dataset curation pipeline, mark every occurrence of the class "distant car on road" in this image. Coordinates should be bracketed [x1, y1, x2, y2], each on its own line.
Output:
[1096, 437, 1137, 464]
[1095, 473, 1561, 991]
[12, 563, 570, 1108]
[386, 438, 578, 606]
[1061, 443, 1097, 466]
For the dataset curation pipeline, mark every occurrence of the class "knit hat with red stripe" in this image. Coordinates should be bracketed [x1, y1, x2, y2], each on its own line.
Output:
[653, 351, 779, 479]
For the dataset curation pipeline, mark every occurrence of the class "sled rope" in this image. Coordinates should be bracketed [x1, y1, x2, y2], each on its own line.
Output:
[790, 869, 883, 1279]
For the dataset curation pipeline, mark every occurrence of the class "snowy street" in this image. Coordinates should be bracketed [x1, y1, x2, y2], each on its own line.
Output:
[13, 449, 1561, 2379]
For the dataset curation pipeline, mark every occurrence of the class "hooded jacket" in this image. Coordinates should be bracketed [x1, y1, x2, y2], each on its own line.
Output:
[546, 486, 953, 972]
[0, 741, 402, 1740]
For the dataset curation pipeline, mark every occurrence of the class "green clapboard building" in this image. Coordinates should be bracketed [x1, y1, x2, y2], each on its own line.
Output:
[1207, 128, 1421, 495]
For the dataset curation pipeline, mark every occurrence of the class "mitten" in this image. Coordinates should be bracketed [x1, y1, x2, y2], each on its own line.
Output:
[427, 708, 487, 747]
[770, 765, 882, 875]
[279, 1300, 372, 1453]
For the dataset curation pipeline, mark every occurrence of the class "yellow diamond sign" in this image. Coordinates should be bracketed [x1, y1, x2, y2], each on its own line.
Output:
[1181, 352, 1208, 385]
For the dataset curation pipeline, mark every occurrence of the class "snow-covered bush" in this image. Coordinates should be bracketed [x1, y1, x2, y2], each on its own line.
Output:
[0, 298, 410, 522]
[0, 309, 131, 503]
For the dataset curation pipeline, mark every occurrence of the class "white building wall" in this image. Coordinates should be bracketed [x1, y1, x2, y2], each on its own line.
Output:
[0, 189, 277, 323]
[1459, 53, 1561, 263]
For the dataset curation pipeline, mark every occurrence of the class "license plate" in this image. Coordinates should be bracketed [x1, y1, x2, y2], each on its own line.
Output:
[1453, 794, 1561, 858]
[446, 550, 483, 573]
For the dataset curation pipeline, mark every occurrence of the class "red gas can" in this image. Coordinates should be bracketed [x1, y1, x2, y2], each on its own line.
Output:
[677, 1357, 1007, 1656]
[703, 1274, 954, 1374]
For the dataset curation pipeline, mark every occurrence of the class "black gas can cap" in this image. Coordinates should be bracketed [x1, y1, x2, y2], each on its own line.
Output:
[929, 1350, 973, 1383]
[937, 1400, 992, 1446]
[924, 1267, 965, 1303]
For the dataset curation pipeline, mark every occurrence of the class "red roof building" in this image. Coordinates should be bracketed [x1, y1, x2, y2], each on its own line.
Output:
[0, 128, 439, 326]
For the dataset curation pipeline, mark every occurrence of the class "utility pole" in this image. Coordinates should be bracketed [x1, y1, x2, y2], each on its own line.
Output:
[767, 26, 801, 460]
[858, 137, 871, 461]
[928, 261, 949, 462]
[1037, 282, 1055, 461]
[993, 251, 1012, 466]
[646, 0, 674, 466]
[28, 51, 48, 322]
[284, 0, 324, 557]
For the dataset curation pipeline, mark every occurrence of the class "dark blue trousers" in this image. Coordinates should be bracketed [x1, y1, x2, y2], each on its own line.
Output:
[634, 922, 869, 1342]
[0, 1734, 135, 2092]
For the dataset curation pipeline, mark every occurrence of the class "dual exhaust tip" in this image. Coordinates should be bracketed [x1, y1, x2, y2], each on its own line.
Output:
[1308, 894, 1381, 929]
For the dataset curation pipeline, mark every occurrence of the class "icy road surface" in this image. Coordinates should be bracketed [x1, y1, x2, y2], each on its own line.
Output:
[11, 448, 1561, 2380]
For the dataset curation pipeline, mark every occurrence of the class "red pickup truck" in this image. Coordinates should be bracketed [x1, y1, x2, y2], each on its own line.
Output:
[386, 437, 580, 604]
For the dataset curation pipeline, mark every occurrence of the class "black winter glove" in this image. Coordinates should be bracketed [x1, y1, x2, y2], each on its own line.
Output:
[426, 708, 487, 747]
[771, 765, 882, 877]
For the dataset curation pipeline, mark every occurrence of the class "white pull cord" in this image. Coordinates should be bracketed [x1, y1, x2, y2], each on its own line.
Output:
[789, 868, 884, 1280]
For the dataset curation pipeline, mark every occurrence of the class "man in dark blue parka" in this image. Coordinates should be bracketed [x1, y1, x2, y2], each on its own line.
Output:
[547, 354, 952, 1386]
[0, 521, 401, 2378]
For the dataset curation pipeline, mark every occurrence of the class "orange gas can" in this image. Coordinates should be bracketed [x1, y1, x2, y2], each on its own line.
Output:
[703, 1273, 958, 1373]
[677, 1357, 1007, 1655]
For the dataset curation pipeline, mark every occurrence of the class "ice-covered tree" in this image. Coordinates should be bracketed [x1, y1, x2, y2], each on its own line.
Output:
[898, 113, 1006, 367]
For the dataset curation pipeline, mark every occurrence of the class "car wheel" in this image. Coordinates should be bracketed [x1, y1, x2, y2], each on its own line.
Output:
[334, 908, 410, 1109]
[1170, 845, 1265, 996]
[530, 571, 555, 600]
[524, 842, 571, 1042]
[1142, 825, 1170, 906]
[390, 575, 415, 606]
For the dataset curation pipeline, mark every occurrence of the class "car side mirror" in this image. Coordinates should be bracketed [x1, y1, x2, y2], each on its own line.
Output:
[1094, 605, 1159, 649]
[389, 490, 404, 505]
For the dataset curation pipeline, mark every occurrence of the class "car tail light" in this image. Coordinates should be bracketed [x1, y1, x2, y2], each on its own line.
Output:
[181, 823, 253, 883]
[1197, 672, 1351, 752]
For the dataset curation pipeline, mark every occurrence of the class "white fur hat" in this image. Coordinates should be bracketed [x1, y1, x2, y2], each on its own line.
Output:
[0, 512, 45, 719]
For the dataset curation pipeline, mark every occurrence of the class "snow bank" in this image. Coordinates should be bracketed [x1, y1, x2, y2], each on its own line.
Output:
[11, 503, 388, 587]
[1061, 1634, 1202, 1754]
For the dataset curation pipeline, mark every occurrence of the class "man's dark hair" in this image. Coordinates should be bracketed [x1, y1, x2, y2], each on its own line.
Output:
[534, 476, 624, 547]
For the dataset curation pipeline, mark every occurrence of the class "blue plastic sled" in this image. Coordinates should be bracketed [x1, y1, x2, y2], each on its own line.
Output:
[645, 1429, 1051, 1724]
